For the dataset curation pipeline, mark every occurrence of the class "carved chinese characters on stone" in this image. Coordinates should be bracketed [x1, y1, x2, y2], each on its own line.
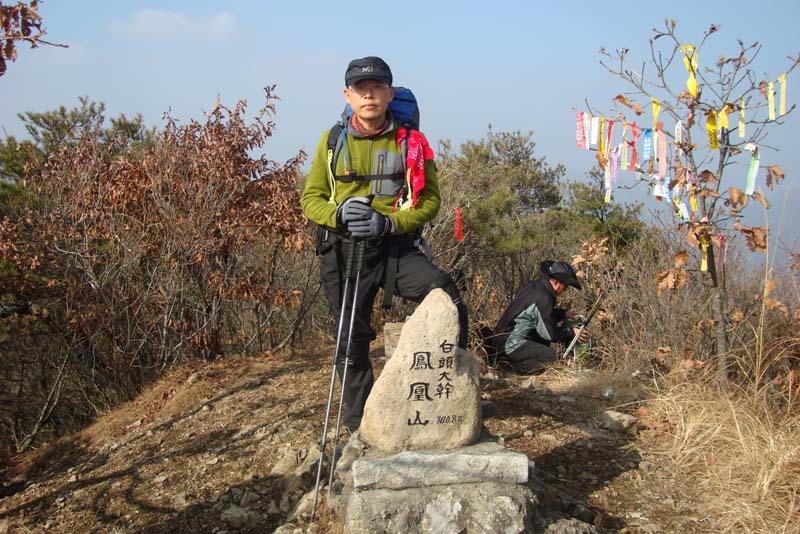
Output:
[360, 289, 482, 453]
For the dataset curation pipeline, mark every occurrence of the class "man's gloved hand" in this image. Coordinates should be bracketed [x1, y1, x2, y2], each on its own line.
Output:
[347, 209, 393, 238]
[335, 196, 372, 225]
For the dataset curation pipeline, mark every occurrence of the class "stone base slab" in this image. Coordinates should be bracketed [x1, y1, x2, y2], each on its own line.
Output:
[352, 441, 530, 490]
[345, 481, 537, 534]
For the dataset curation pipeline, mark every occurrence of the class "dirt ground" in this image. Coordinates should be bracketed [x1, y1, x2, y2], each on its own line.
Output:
[0, 343, 707, 533]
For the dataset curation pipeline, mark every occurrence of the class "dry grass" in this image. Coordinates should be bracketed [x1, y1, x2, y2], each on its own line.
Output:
[646, 380, 800, 533]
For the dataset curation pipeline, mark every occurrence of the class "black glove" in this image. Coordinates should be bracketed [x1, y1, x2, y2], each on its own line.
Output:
[347, 209, 393, 238]
[335, 196, 372, 225]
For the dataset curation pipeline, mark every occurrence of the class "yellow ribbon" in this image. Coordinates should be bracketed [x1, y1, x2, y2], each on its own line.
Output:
[739, 98, 746, 139]
[699, 235, 709, 272]
[768, 81, 776, 121]
[779, 74, 787, 116]
[718, 104, 730, 129]
[682, 45, 699, 97]
[690, 190, 698, 212]
[707, 111, 718, 150]
[650, 96, 661, 159]
[598, 117, 605, 156]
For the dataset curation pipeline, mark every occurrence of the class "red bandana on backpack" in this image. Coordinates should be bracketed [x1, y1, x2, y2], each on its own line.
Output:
[396, 128, 434, 208]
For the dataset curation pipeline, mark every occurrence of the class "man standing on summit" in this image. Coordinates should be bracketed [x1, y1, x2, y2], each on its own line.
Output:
[301, 56, 468, 432]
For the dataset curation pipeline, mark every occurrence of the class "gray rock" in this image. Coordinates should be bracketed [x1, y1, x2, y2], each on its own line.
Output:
[521, 376, 551, 395]
[544, 517, 598, 534]
[240, 490, 260, 508]
[287, 490, 315, 523]
[172, 491, 188, 510]
[186, 372, 201, 385]
[351, 442, 529, 490]
[270, 448, 300, 477]
[360, 289, 481, 453]
[221, 504, 248, 530]
[345, 481, 536, 534]
[596, 410, 638, 435]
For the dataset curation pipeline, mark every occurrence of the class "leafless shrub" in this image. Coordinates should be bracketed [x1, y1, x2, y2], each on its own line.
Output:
[0, 89, 308, 451]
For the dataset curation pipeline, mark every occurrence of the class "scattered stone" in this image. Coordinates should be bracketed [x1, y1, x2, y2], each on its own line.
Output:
[521, 376, 552, 395]
[360, 289, 482, 453]
[186, 372, 201, 385]
[205, 456, 219, 465]
[279, 492, 292, 513]
[172, 492, 188, 510]
[287, 490, 315, 522]
[229, 487, 244, 501]
[266, 500, 281, 515]
[221, 504, 248, 530]
[153, 473, 168, 485]
[544, 517, 598, 533]
[270, 449, 300, 477]
[239, 490, 260, 508]
[67, 474, 78, 483]
[524, 430, 534, 438]
[596, 410, 638, 435]
[558, 395, 576, 404]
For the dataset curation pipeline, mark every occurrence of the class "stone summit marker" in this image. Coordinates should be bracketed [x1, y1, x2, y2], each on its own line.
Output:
[332, 289, 537, 533]
[360, 289, 482, 453]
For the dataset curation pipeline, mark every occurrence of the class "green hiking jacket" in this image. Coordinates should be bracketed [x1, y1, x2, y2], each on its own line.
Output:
[300, 116, 440, 235]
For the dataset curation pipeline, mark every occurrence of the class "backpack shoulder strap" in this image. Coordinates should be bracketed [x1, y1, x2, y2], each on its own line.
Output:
[325, 123, 344, 203]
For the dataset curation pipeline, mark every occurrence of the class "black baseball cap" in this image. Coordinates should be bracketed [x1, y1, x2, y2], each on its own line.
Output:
[345, 56, 393, 87]
[540, 260, 582, 290]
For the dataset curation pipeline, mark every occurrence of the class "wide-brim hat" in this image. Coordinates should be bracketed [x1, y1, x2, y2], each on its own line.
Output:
[345, 56, 393, 87]
[540, 260, 582, 290]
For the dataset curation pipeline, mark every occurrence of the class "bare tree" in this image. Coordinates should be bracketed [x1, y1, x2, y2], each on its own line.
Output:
[583, 20, 799, 386]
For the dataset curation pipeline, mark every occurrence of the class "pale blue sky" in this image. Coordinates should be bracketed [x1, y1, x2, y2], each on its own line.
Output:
[2, 0, 798, 266]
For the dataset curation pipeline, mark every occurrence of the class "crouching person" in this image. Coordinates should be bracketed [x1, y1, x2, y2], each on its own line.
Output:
[492, 261, 588, 374]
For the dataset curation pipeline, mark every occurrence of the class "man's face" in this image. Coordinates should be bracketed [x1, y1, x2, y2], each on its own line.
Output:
[552, 279, 568, 296]
[344, 79, 394, 124]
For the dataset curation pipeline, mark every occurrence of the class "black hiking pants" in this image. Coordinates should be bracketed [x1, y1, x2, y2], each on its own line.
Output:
[503, 340, 557, 374]
[319, 231, 468, 431]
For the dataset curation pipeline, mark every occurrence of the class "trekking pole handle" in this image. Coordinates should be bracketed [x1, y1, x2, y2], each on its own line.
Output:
[564, 291, 604, 359]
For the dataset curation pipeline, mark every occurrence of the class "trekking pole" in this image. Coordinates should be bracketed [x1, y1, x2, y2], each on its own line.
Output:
[327, 238, 366, 491]
[563, 291, 604, 361]
[310, 238, 359, 521]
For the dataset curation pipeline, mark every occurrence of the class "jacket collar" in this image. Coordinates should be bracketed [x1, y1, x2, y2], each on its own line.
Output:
[344, 112, 395, 138]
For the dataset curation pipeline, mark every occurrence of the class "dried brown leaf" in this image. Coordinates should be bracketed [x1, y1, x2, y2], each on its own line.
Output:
[613, 94, 643, 115]
[654, 268, 689, 295]
[758, 81, 769, 99]
[699, 170, 717, 183]
[751, 191, 770, 208]
[738, 225, 768, 253]
[764, 298, 788, 314]
[727, 187, 749, 211]
[764, 165, 785, 190]
[674, 250, 689, 268]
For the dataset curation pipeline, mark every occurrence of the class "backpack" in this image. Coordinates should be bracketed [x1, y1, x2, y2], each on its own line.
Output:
[325, 87, 420, 202]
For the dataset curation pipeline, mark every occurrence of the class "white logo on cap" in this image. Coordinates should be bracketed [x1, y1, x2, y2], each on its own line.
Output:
[361, 66, 374, 73]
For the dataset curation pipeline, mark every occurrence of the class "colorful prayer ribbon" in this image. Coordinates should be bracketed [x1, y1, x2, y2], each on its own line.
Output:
[707, 111, 718, 150]
[681, 45, 699, 97]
